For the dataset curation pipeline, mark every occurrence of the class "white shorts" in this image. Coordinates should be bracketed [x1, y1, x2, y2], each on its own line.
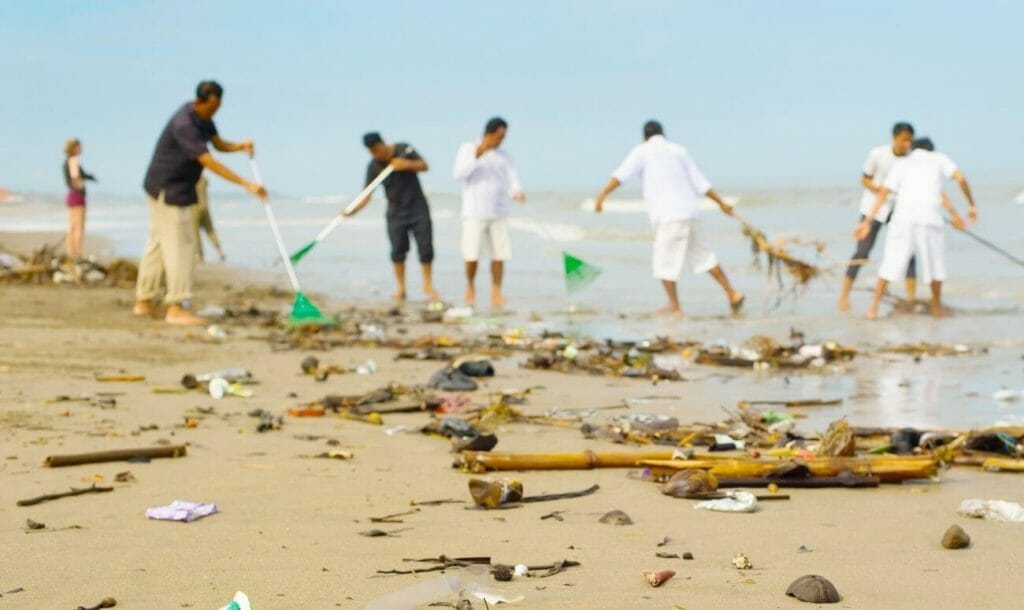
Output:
[462, 218, 511, 262]
[652, 220, 718, 281]
[878, 223, 946, 284]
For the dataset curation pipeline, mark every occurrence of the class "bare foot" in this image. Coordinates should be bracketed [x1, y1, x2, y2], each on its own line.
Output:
[491, 293, 509, 309]
[164, 307, 207, 326]
[656, 306, 684, 317]
[865, 308, 878, 320]
[392, 290, 407, 302]
[464, 288, 476, 306]
[837, 296, 850, 312]
[132, 300, 156, 317]
[424, 285, 440, 301]
[931, 304, 952, 318]
[729, 293, 745, 314]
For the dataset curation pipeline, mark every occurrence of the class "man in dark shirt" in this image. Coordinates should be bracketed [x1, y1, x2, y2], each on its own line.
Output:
[133, 80, 266, 325]
[358, 132, 438, 301]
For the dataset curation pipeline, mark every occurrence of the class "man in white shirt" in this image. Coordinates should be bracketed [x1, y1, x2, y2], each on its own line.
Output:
[837, 122, 917, 312]
[452, 117, 525, 308]
[593, 121, 743, 316]
[856, 138, 977, 319]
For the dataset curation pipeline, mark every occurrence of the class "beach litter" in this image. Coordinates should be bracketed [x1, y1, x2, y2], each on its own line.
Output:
[74, 597, 118, 610]
[695, 491, 759, 513]
[218, 591, 252, 610]
[366, 567, 523, 610]
[732, 553, 753, 569]
[956, 499, 1024, 522]
[599, 509, 633, 525]
[145, 500, 218, 523]
[428, 366, 479, 391]
[941, 524, 971, 549]
[786, 575, 841, 603]
[642, 569, 676, 587]
[44, 445, 187, 467]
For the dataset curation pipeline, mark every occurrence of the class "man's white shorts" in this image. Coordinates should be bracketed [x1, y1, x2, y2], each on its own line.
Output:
[878, 222, 946, 284]
[462, 218, 511, 262]
[652, 220, 718, 281]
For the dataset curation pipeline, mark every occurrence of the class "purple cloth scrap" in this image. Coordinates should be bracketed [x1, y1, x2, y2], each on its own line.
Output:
[145, 500, 218, 522]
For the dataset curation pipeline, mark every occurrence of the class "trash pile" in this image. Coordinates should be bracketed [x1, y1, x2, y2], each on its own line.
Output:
[522, 337, 697, 381]
[879, 342, 987, 357]
[0, 243, 137, 286]
[695, 334, 856, 370]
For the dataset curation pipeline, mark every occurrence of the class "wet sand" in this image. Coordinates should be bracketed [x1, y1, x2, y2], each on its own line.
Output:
[1, 232, 1023, 609]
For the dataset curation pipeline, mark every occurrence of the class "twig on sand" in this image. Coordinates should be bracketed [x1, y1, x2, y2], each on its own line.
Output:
[370, 508, 421, 523]
[522, 484, 600, 503]
[16, 484, 113, 507]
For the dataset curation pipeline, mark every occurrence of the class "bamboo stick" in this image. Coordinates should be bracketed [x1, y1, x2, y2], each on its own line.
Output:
[45, 445, 187, 468]
[642, 456, 937, 482]
[982, 458, 1024, 473]
[458, 450, 677, 472]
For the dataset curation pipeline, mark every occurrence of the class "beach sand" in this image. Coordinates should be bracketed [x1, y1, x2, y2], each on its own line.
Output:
[1, 231, 1022, 609]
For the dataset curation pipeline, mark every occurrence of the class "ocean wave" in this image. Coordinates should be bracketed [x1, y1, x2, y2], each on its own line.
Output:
[578, 195, 740, 213]
[507, 218, 587, 242]
[1014, 191, 1024, 205]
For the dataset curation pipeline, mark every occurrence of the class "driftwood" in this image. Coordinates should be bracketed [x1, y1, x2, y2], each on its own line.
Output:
[717, 475, 880, 488]
[522, 484, 600, 503]
[17, 484, 113, 507]
[45, 445, 187, 467]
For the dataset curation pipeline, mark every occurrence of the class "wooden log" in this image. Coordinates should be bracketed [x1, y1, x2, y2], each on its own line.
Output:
[458, 450, 677, 472]
[45, 445, 187, 468]
[642, 456, 936, 482]
[981, 458, 1024, 473]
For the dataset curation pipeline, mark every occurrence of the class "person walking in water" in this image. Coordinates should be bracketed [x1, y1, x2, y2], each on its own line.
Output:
[63, 138, 97, 277]
[192, 174, 225, 262]
[857, 137, 978, 319]
[837, 122, 917, 311]
[133, 80, 266, 325]
[358, 132, 438, 301]
[453, 117, 525, 308]
[593, 120, 744, 317]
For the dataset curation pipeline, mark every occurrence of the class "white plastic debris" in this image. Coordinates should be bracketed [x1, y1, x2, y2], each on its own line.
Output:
[514, 563, 529, 577]
[219, 591, 251, 610]
[957, 499, 1024, 523]
[365, 568, 521, 610]
[695, 491, 759, 513]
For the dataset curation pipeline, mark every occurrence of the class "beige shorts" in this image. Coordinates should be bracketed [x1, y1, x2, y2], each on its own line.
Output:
[878, 222, 946, 284]
[652, 219, 718, 280]
[462, 218, 511, 262]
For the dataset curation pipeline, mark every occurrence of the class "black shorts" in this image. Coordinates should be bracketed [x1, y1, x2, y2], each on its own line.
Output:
[387, 213, 434, 263]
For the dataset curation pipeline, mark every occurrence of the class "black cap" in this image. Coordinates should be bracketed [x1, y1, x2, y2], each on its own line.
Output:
[912, 137, 934, 151]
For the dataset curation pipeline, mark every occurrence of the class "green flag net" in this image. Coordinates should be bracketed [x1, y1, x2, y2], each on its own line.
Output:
[563, 251, 601, 294]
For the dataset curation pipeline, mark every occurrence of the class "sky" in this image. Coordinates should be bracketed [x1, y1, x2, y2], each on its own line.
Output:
[2, 0, 1022, 197]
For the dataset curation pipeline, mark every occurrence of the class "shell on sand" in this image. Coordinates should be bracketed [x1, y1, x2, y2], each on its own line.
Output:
[732, 553, 752, 569]
[941, 524, 970, 549]
[661, 469, 718, 497]
[786, 575, 841, 603]
[643, 569, 676, 587]
[599, 509, 633, 525]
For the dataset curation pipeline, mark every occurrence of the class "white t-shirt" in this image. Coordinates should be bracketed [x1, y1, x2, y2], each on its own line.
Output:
[611, 135, 712, 226]
[858, 145, 903, 218]
[883, 149, 957, 227]
[453, 141, 523, 220]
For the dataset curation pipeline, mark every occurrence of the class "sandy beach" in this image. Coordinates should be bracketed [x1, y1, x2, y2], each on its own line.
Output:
[2, 231, 1023, 609]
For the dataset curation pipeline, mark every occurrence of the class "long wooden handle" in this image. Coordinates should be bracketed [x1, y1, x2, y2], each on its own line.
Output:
[341, 165, 395, 217]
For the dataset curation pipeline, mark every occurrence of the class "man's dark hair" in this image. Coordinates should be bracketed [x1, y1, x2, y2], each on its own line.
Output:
[484, 117, 508, 135]
[363, 132, 383, 148]
[912, 137, 934, 151]
[643, 120, 664, 140]
[892, 122, 915, 137]
[196, 80, 224, 102]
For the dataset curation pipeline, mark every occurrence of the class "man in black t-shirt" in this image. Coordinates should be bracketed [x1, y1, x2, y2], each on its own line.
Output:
[133, 80, 266, 325]
[360, 132, 438, 301]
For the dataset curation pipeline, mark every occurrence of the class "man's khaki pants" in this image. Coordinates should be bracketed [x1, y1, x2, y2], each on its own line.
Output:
[135, 192, 196, 304]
